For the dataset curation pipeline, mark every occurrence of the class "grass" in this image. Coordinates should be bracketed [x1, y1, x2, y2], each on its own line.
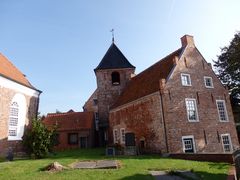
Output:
[0, 148, 230, 180]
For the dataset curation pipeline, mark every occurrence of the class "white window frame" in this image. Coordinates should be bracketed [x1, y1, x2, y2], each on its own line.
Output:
[181, 73, 192, 86]
[216, 100, 229, 122]
[113, 129, 118, 144]
[8, 102, 19, 137]
[204, 76, 214, 88]
[8, 93, 26, 141]
[185, 98, 199, 122]
[182, 135, 196, 153]
[221, 134, 233, 152]
[120, 128, 125, 144]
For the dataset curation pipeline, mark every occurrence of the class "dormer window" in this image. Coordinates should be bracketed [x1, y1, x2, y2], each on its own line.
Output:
[111, 72, 120, 85]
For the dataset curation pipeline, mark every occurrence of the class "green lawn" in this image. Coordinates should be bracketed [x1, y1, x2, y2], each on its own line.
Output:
[0, 149, 229, 180]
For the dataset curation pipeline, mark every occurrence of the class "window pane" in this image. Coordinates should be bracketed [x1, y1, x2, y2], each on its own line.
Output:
[68, 133, 78, 144]
[221, 135, 231, 152]
[186, 99, 197, 121]
[205, 77, 213, 87]
[8, 101, 19, 137]
[181, 74, 191, 86]
[217, 101, 227, 121]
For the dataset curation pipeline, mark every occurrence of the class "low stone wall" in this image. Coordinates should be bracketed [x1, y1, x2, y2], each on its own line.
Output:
[170, 153, 233, 163]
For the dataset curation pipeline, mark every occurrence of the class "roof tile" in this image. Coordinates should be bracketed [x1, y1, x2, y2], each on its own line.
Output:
[0, 53, 38, 90]
[42, 111, 94, 131]
[112, 48, 184, 108]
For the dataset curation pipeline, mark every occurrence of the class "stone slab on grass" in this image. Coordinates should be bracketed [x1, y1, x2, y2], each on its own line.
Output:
[73, 161, 97, 169]
[96, 160, 118, 169]
[72, 160, 118, 169]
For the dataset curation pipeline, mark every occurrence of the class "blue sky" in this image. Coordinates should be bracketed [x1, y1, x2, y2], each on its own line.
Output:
[0, 0, 240, 115]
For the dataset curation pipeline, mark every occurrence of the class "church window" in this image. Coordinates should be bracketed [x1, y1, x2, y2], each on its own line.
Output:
[112, 72, 120, 85]
[8, 93, 27, 141]
[8, 102, 19, 137]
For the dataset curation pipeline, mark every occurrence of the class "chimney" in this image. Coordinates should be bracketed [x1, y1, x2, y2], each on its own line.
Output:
[181, 35, 195, 47]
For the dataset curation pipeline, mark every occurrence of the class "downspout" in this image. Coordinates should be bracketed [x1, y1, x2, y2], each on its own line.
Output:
[159, 79, 169, 153]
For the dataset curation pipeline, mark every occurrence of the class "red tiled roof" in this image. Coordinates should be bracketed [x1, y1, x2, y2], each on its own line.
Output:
[42, 111, 94, 131]
[112, 48, 184, 109]
[0, 53, 38, 90]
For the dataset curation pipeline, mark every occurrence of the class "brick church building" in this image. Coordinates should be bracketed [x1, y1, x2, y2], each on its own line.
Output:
[0, 53, 41, 156]
[84, 35, 239, 154]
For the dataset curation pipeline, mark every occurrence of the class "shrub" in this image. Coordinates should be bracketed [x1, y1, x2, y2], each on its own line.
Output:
[23, 118, 56, 159]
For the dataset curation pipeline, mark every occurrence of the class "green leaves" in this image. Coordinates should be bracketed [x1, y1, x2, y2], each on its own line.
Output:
[214, 32, 240, 105]
[23, 117, 56, 159]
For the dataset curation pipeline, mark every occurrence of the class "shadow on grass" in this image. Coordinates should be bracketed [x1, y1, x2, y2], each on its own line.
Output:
[194, 170, 228, 180]
[120, 171, 227, 180]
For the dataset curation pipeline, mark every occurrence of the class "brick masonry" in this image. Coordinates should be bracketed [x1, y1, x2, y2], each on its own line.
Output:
[164, 45, 239, 153]
[53, 129, 94, 151]
[0, 86, 39, 156]
[95, 68, 135, 124]
[109, 92, 167, 153]
[108, 36, 239, 154]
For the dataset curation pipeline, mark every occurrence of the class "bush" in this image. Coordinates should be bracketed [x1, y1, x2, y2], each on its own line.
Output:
[23, 118, 56, 159]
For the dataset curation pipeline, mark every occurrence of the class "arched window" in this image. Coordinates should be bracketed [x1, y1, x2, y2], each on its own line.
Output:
[111, 72, 120, 85]
[8, 102, 19, 137]
[8, 93, 26, 141]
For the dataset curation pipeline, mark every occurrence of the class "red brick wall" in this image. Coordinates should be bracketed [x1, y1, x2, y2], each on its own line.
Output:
[53, 129, 94, 151]
[170, 153, 233, 163]
[164, 46, 239, 153]
[109, 92, 167, 153]
[96, 68, 135, 125]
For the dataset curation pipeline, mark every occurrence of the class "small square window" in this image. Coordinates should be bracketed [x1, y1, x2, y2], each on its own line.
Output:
[182, 136, 196, 153]
[204, 76, 213, 88]
[93, 99, 98, 106]
[181, 73, 191, 86]
[68, 133, 78, 145]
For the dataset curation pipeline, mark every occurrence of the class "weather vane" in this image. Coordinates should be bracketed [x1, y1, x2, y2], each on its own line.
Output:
[110, 29, 114, 43]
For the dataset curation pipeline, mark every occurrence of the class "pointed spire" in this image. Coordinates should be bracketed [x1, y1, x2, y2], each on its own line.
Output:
[110, 29, 114, 43]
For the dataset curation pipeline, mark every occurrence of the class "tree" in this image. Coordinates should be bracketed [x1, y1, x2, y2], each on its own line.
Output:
[23, 117, 56, 159]
[214, 32, 240, 106]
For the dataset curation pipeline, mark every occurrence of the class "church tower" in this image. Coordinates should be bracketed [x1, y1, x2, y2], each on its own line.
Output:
[94, 42, 135, 146]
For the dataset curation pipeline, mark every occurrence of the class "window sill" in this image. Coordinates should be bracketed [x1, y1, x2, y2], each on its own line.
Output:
[187, 120, 199, 122]
[205, 86, 214, 89]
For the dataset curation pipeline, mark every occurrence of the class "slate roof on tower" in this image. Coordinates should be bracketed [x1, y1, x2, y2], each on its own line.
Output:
[95, 43, 135, 71]
[0, 53, 40, 91]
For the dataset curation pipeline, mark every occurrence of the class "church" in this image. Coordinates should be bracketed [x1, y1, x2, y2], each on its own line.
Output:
[0, 53, 41, 156]
[84, 35, 239, 154]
